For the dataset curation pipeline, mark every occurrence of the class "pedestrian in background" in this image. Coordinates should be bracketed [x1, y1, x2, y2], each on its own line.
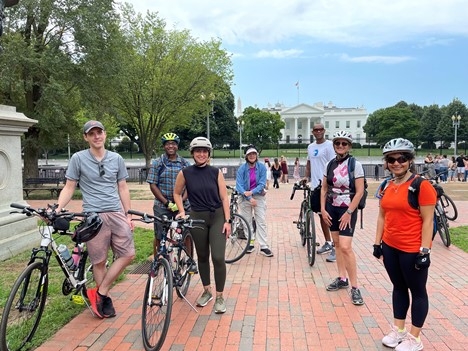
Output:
[293, 157, 300, 180]
[271, 158, 282, 189]
[280, 155, 289, 183]
[264, 158, 272, 190]
[374, 138, 436, 351]
[173, 137, 231, 314]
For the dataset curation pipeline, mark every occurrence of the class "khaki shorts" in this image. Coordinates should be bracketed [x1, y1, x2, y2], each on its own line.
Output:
[87, 211, 135, 264]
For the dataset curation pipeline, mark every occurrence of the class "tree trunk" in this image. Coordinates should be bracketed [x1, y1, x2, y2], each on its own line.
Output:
[22, 127, 41, 183]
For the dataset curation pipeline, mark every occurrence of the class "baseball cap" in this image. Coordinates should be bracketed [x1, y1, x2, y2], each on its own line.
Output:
[83, 120, 105, 134]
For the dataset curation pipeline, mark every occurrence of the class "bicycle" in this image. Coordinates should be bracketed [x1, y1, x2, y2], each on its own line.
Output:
[290, 181, 317, 266]
[431, 181, 451, 247]
[0, 203, 101, 351]
[128, 210, 203, 351]
[225, 185, 253, 263]
[423, 170, 458, 221]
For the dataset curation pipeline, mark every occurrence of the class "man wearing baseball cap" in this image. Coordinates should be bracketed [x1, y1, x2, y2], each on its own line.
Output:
[56, 120, 135, 319]
[235, 145, 273, 257]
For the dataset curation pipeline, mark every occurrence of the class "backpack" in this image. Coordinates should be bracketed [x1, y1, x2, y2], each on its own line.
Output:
[376, 175, 430, 210]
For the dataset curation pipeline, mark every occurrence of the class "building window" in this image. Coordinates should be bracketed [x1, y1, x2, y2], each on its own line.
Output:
[335, 121, 340, 128]
[325, 121, 329, 129]
[356, 134, 361, 143]
[298, 121, 303, 129]
[357, 120, 361, 128]
[346, 121, 350, 128]
[286, 121, 290, 129]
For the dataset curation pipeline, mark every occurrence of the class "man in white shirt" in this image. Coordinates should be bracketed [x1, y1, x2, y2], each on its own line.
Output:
[304, 123, 336, 262]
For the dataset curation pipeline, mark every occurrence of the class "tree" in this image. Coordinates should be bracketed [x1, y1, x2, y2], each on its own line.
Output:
[435, 98, 468, 151]
[0, 0, 121, 179]
[241, 106, 285, 153]
[110, 5, 233, 167]
[419, 104, 442, 147]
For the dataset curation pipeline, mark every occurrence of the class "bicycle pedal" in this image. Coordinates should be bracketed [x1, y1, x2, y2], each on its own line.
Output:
[71, 294, 85, 305]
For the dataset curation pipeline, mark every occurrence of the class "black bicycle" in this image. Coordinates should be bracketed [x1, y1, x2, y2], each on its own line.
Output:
[0, 203, 100, 351]
[225, 185, 253, 263]
[431, 182, 451, 247]
[128, 210, 203, 351]
[291, 181, 316, 266]
[423, 170, 458, 221]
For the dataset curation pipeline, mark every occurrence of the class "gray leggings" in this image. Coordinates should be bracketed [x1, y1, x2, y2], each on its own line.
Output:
[189, 207, 226, 292]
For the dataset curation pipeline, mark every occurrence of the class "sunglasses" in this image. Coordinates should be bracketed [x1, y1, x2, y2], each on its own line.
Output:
[333, 141, 349, 147]
[99, 163, 105, 177]
[385, 155, 409, 164]
[312, 128, 324, 132]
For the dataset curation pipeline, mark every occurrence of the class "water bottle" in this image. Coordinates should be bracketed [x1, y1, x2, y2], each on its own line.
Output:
[58, 244, 75, 270]
[72, 244, 83, 269]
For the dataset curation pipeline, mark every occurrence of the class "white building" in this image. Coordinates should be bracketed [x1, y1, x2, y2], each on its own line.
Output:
[263, 101, 369, 145]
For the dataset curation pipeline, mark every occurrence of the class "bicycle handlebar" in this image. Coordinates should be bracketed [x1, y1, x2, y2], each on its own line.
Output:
[127, 209, 205, 226]
[290, 181, 310, 200]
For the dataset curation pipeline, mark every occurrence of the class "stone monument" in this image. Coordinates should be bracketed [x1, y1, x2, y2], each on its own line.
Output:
[0, 105, 38, 260]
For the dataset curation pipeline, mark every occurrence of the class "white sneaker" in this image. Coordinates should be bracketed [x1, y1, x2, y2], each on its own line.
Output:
[382, 325, 407, 348]
[395, 333, 423, 351]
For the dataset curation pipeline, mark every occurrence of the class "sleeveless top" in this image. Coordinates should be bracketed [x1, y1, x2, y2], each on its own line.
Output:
[182, 165, 221, 212]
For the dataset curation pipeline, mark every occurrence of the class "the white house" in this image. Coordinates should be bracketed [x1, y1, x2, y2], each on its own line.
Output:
[263, 101, 369, 145]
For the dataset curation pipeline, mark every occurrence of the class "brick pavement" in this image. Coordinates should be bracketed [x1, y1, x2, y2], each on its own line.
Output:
[30, 182, 468, 351]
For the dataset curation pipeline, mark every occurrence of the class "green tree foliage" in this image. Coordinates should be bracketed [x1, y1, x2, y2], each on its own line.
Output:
[111, 5, 233, 167]
[419, 104, 442, 146]
[0, 0, 120, 179]
[241, 106, 285, 152]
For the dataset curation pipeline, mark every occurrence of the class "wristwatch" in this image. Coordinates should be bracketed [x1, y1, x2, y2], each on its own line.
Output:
[420, 247, 431, 254]
[346, 209, 353, 215]
[225, 219, 232, 224]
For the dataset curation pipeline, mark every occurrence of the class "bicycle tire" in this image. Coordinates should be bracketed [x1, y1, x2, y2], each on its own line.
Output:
[0, 261, 48, 351]
[142, 257, 173, 351]
[225, 213, 252, 264]
[435, 206, 451, 247]
[175, 231, 194, 298]
[300, 200, 308, 247]
[439, 193, 458, 221]
[305, 210, 316, 266]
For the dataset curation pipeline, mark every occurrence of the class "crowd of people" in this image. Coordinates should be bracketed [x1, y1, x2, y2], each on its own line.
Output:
[60, 120, 463, 350]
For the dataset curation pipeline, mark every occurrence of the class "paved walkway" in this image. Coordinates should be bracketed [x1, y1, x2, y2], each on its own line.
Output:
[29, 182, 468, 351]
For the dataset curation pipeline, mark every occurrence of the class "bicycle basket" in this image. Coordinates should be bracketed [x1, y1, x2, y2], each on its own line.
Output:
[72, 213, 103, 243]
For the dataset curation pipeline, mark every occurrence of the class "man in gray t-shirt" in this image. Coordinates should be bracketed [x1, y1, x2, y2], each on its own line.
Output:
[304, 123, 336, 262]
[57, 120, 135, 319]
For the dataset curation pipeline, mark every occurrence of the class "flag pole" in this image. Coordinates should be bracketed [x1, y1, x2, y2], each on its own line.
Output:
[295, 81, 300, 105]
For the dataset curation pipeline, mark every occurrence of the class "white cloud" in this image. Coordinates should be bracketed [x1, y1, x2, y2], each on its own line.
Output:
[129, 0, 468, 47]
[340, 54, 414, 64]
[254, 49, 303, 59]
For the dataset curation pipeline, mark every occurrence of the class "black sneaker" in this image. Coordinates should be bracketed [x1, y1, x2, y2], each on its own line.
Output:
[260, 248, 274, 257]
[326, 277, 349, 291]
[246, 245, 255, 254]
[350, 288, 364, 305]
[103, 295, 116, 317]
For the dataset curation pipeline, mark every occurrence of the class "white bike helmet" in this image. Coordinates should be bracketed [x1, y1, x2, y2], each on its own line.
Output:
[332, 131, 353, 143]
[382, 138, 415, 155]
[189, 137, 213, 152]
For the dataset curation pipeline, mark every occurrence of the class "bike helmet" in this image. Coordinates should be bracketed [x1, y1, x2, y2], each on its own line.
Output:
[161, 132, 180, 145]
[332, 131, 353, 143]
[72, 213, 103, 243]
[382, 138, 415, 155]
[189, 137, 213, 152]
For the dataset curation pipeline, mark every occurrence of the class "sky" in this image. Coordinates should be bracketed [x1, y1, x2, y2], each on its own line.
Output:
[129, 0, 468, 115]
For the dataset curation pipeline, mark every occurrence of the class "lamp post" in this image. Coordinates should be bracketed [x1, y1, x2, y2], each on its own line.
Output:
[237, 119, 245, 164]
[201, 93, 215, 140]
[452, 113, 461, 156]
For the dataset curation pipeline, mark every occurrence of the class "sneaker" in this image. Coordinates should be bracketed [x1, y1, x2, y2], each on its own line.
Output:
[260, 248, 274, 257]
[196, 290, 213, 307]
[326, 248, 336, 262]
[382, 325, 408, 348]
[214, 296, 226, 314]
[246, 245, 255, 254]
[86, 288, 104, 318]
[350, 287, 364, 305]
[395, 333, 423, 351]
[103, 296, 116, 318]
[317, 242, 333, 254]
[326, 277, 349, 291]
[188, 260, 198, 274]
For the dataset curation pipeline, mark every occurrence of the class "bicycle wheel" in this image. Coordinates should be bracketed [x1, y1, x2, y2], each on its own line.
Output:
[0, 261, 48, 351]
[142, 257, 173, 351]
[175, 231, 194, 298]
[300, 201, 308, 247]
[435, 206, 451, 247]
[439, 193, 458, 221]
[225, 213, 252, 264]
[305, 210, 316, 267]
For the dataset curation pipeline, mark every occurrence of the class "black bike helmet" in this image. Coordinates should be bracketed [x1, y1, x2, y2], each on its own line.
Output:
[161, 132, 180, 145]
[72, 213, 103, 243]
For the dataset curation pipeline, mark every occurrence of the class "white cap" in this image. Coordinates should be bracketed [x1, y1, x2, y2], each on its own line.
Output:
[245, 148, 258, 155]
